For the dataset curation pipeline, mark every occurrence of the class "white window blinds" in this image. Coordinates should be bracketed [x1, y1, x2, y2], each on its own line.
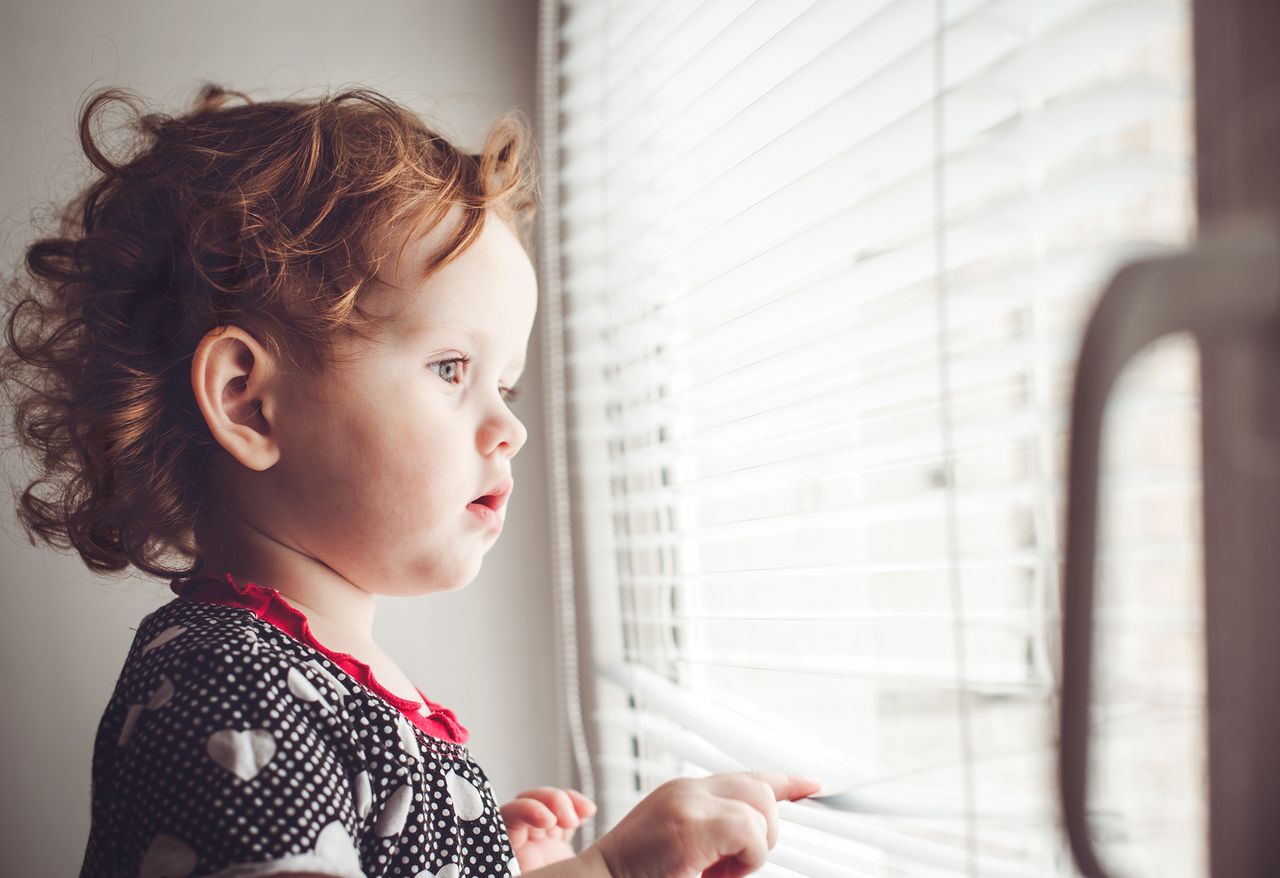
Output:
[545, 1, 1203, 876]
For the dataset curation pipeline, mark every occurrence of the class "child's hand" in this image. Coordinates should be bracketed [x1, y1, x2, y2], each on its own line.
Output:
[500, 786, 597, 870]
[583, 771, 822, 878]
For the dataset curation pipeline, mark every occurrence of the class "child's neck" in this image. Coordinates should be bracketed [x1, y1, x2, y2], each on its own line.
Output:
[194, 504, 378, 647]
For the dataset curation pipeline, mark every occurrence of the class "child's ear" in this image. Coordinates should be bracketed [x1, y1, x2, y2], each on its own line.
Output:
[190, 326, 281, 472]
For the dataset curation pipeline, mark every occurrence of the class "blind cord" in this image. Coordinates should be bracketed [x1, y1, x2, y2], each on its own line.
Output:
[932, 1, 980, 875]
[537, 0, 599, 848]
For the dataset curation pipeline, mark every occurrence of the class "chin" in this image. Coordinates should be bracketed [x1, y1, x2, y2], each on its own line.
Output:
[391, 553, 485, 597]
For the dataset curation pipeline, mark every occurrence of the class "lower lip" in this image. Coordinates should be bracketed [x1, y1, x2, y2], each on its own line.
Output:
[466, 502, 503, 532]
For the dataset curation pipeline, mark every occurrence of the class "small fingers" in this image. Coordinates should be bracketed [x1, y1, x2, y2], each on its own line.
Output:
[564, 788, 598, 820]
[709, 770, 822, 802]
[500, 797, 557, 828]
[700, 773, 781, 849]
[710, 800, 771, 875]
[515, 786, 579, 827]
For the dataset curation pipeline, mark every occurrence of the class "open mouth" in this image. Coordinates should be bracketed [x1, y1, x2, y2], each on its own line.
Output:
[470, 493, 502, 510]
[470, 476, 512, 515]
[466, 496, 504, 531]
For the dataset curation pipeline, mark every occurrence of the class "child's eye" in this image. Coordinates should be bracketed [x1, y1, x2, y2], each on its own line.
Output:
[428, 356, 469, 385]
[429, 355, 519, 402]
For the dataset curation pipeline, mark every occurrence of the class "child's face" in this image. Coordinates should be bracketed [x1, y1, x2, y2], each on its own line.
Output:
[269, 208, 536, 597]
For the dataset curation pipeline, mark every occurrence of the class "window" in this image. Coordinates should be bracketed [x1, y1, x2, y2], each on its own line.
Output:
[540, 1, 1203, 875]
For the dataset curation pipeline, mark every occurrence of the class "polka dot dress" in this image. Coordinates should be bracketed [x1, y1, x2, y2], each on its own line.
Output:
[79, 577, 521, 878]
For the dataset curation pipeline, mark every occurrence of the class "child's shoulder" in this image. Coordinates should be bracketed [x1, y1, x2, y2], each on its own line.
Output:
[110, 597, 469, 758]
[125, 595, 298, 677]
[111, 597, 357, 733]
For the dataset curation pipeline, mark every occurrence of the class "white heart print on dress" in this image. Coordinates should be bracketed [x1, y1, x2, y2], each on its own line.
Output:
[445, 768, 486, 821]
[141, 625, 187, 654]
[305, 658, 351, 699]
[138, 833, 196, 878]
[396, 714, 422, 763]
[312, 821, 364, 874]
[206, 729, 276, 781]
[413, 865, 459, 878]
[374, 783, 413, 837]
[185, 822, 360, 877]
[146, 675, 175, 709]
[118, 676, 176, 745]
[286, 667, 334, 712]
[353, 769, 373, 819]
[117, 704, 147, 746]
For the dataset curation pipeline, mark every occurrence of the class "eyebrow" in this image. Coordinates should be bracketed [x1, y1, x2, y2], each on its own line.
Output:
[406, 321, 477, 344]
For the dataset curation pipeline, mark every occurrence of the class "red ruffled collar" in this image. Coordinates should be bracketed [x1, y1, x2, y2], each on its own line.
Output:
[169, 572, 469, 745]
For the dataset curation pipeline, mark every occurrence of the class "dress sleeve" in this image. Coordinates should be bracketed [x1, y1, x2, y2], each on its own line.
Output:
[109, 640, 370, 878]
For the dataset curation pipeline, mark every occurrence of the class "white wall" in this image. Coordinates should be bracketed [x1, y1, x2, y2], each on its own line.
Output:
[0, 2, 553, 873]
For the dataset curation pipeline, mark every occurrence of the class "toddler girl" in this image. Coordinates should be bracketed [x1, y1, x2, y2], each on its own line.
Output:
[2, 84, 820, 878]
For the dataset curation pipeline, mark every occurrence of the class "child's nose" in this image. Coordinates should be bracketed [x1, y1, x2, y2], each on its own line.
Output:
[479, 407, 528, 459]
[503, 414, 529, 458]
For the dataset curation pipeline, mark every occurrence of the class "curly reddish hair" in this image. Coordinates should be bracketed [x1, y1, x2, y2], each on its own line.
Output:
[1, 83, 538, 579]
